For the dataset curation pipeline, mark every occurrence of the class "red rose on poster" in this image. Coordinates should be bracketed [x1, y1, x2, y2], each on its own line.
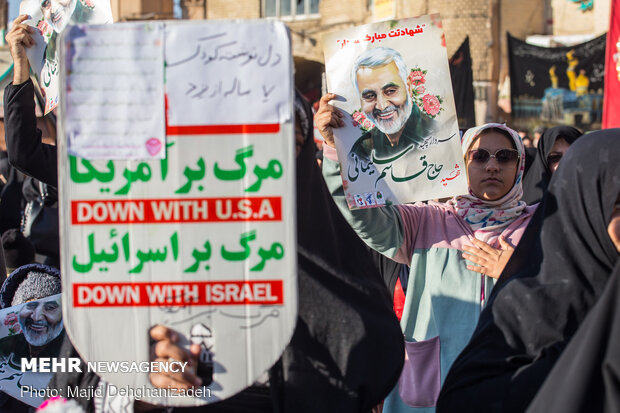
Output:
[422, 94, 441, 116]
[3, 312, 17, 326]
[408, 70, 425, 86]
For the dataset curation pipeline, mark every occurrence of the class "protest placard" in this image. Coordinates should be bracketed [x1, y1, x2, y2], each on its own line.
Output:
[58, 20, 296, 406]
[323, 14, 468, 209]
[63, 23, 166, 160]
[0, 293, 63, 407]
[19, 0, 113, 114]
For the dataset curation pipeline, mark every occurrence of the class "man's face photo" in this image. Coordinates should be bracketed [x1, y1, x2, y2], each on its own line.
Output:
[356, 61, 412, 135]
[18, 297, 64, 347]
[40, 0, 77, 33]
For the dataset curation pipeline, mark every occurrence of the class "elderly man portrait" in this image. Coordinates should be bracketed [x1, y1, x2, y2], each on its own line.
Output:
[0, 264, 64, 365]
[349, 47, 432, 161]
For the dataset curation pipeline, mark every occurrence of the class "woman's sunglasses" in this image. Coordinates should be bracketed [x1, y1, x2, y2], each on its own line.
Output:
[467, 148, 519, 164]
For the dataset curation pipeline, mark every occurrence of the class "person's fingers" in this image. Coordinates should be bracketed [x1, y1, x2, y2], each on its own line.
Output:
[149, 370, 196, 390]
[153, 340, 191, 362]
[466, 264, 485, 274]
[319, 93, 337, 106]
[7, 28, 34, 48]
[21, 33, 35, 48]
[462, 252, 486, 265]
[328, 115, 343, 128]
[152, 357, 202, 387]
[471, 238, 498, 255]
[149, 325, 178, 343]
[12, 15, 30, 26]
[12, 23, 34, 33]
[462, 245, 488, 258]
[498, 236, 514, 251]
[189, 344, 201, 357]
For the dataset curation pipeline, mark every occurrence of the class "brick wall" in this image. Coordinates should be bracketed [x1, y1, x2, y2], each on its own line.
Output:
[207, 0, 261, 19]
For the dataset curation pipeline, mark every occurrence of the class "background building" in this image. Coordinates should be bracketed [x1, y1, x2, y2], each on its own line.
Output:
[0, 0, 612, 127]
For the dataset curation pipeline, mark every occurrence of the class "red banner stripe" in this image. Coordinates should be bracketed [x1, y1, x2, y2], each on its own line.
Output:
[166, 124, 280, 135]
[71, 196, 282, 225]
[72, 281, 284, 307]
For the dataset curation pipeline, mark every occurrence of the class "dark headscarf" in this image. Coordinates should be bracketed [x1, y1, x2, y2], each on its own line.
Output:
[521, 125, 582, 205]
[271, 91, 404, 412]
[437, 129, 620, 413]
[527, 261, 620, 413]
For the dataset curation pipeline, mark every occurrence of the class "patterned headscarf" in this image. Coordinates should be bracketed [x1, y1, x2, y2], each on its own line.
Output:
[446, 123, 527, 235]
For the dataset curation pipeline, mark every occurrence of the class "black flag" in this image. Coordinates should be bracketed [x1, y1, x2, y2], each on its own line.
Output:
[449, 36, 476, 130]
[507, 32, 606, 125]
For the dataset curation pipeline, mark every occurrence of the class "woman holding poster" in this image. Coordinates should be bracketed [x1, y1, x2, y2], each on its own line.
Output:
[318, 106, 537, 411]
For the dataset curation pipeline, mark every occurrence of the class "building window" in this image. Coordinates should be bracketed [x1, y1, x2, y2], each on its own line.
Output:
[264, 0, 319, 19]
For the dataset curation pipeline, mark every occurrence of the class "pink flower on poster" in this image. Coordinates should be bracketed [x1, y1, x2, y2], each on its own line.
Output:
[408, 70, 426, 86]
[422, 94, 441, 117]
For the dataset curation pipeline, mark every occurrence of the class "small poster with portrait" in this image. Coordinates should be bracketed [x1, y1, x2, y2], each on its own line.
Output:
[323, 14, 468, 209]
[0, 294, 63, 407]
[19, 0, 114, 114]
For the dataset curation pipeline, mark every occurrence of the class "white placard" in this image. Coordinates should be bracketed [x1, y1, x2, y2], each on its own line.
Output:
[64, 23, 166, 160]
[58, 21, 296, 407]
[165, 21, 291, 126]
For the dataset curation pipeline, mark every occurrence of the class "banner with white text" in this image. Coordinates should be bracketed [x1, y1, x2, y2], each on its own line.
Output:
[58, 20, 296, 407]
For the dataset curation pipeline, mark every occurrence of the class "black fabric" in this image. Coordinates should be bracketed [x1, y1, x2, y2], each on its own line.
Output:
[527, 261, 620, 413]
[507, 32, 606, 119]
[449, 36, 476, 130]
[271, 92, 404, 413]
[4, 80, 58, 188]
[367, 244, 405, 299]
[1, 229, 35, 271]
[0, 153, 25, 235]
[20, 180, 60, 259]
[437, 129, 620, 413]
[523, 146, 537, 178]
[522, 125, 582, 205]
[0, 391, 34, 413]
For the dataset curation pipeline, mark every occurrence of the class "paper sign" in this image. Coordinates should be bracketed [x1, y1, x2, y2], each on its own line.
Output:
[58, 21, 296, 407]
[165, 21, 291, 126]
[64, 23, 166, 160]
[323, 15, 468, 209]
[19, 0, 113, 114]
[0, 294, 63, 407]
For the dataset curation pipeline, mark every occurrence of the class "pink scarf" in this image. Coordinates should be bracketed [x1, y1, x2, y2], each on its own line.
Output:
[446, 123, 527, 236]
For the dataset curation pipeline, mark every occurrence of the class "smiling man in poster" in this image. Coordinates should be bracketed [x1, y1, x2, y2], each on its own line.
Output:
[349, 47, 432, 161]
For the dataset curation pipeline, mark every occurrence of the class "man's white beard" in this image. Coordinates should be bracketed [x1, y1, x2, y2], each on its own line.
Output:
[366, 96, 412, 135]
[21, 319, 64, 347]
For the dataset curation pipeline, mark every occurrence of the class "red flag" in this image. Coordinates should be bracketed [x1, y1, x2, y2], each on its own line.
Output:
[603, 0, 620, 128]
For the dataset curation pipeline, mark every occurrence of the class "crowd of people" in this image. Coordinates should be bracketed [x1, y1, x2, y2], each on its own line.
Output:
[0, 11, 618, 413]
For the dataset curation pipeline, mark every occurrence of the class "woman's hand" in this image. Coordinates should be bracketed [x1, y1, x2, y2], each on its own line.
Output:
[313, 93, 343, 148]
[149, 325, 202, 390]
[5, 15, 35, 84]
[462, 236, 514, 279]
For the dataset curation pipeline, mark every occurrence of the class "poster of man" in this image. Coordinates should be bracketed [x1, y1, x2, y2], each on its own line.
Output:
[323, 15, 467, 209]
[19, 0, 113, 114]
[0, 265, 64, 407]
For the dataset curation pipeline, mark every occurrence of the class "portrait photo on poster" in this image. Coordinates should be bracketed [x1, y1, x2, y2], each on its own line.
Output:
[323, 15, 468, 209]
